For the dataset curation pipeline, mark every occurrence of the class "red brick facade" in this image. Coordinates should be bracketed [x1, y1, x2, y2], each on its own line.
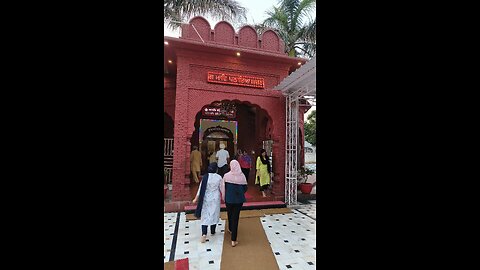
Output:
[164, 17, 306, 211]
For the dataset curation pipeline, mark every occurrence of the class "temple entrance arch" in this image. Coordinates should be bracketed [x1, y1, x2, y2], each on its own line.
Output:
[190, 100, 275, 187]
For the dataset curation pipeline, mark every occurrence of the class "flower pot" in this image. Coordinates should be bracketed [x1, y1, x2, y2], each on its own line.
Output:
[299, 183, 314, 194]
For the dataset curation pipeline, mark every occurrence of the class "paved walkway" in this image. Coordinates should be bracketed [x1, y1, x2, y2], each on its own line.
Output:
[164, 202, 316, 270]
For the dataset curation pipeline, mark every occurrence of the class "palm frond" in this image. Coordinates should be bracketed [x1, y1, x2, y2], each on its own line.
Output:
[303, 18, 316, 42]
[261, 0, 316, 57]
[164, 0, 247, 29]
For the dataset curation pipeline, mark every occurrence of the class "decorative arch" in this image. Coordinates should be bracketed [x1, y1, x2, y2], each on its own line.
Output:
[238, 25, 258, 48]
[261, 29, 281, 52]
[190, 99, 275, 137]
[186, 16, 211, 41]
[187, 92, 281, 136]
[213, 21, 235, 45]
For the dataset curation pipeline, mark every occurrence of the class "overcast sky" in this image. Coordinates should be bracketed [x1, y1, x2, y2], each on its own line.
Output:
[164, 0, 316, 119]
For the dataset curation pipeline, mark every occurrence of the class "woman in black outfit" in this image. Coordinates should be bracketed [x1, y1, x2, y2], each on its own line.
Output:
[222, 160, 248, 247]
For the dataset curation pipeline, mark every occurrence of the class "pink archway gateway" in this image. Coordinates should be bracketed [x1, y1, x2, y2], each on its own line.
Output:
[164, 16, 307, 211]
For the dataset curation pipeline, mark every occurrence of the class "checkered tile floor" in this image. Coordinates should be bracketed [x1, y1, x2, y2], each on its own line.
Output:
[164, 203, 316, 269]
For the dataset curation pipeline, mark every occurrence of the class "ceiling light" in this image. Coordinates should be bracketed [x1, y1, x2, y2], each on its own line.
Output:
[236, 52, 241, 56]
[168, 60, 173, 64]
[298, 62, 302, 65]
[164, 41, 169, 45]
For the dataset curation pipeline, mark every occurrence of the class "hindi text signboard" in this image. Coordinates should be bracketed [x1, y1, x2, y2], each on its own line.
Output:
[207, 71, 265, 89]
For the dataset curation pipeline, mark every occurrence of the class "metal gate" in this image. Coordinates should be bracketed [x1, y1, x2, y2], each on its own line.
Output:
[285, 96, 299, 205]
[164, 138, 174, 185]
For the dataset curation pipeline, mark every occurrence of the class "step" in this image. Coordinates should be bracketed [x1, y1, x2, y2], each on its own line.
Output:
[175, 258, 189, 270]
[184, 200, 286, 214]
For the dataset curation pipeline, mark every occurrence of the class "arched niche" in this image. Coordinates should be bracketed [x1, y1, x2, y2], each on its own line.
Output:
[186, 16, 211, 41]
[238, 25, 258, 48]
[214, 21, 235, 45]
[261, 30, 281, 52]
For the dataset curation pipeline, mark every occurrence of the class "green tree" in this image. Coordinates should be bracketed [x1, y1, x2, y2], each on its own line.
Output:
[304, 110, 316, 146]
[257, 0, 316, 58]
[164, 0, 247, 29]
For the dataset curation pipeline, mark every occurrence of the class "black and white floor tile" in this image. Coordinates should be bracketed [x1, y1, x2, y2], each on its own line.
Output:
[296, 203, 316, 220]
[164, 203, 316, 269]
[164, 212, 178, 263]
[165, 212, 226, 269]
[261, 204, 317, 269]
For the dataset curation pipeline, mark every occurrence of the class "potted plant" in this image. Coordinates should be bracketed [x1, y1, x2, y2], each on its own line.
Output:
[298, 166, 315, 194]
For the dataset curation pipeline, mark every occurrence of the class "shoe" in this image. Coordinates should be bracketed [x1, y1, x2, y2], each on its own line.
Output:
[231, 241, 238, 247]
[201, 235, 207, 243]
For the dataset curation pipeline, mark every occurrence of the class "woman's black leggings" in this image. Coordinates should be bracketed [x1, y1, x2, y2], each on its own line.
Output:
[201, 224, 217, 236]
[226, 203, 243, 241]
[241, 168, 250, 181]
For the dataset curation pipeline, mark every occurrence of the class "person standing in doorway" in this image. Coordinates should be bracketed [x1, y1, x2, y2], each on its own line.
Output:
[222, 160, 248, 247]
[255, 149, 271, 197]
[192, 163, 224, 243]
[239, 150, 252, 183]
[190, 146, 202, 183]
[216, 143, 230, 177]
[208, 151, 217, 166]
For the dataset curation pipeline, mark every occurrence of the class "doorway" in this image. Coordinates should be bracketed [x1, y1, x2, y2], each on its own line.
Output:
[200, 125, 235, 173]
[190, 100, 276, 201]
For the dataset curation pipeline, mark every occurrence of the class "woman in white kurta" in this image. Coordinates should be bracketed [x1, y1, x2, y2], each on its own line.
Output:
[192, 163, 225, 243]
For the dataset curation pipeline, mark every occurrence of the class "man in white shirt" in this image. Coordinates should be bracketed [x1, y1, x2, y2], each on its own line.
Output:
[216, 143, 230, 177]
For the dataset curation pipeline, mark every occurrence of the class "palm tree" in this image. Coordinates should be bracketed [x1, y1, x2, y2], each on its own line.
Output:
[258, 0, 316, 58]
[164, 0, 247, 30]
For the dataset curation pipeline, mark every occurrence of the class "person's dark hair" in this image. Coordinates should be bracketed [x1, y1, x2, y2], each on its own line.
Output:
[259, 149, 271, 173]
[207, 162, 218, 173]
[193, 146, 198, 150]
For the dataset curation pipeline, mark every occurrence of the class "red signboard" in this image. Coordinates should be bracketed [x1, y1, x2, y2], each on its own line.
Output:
[207, 71, 265, 89]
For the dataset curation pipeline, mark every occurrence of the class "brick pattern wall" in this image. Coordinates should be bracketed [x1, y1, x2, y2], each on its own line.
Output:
[171, 55, 192, 201]
[164, 76, 176, 121]
[213, 21, 235, 45]
[261, 30, 281, 52]
[180, 16, 285, 55]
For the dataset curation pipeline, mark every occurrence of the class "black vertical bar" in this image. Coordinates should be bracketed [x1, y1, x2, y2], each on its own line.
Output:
[169, 212, 181, 261]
